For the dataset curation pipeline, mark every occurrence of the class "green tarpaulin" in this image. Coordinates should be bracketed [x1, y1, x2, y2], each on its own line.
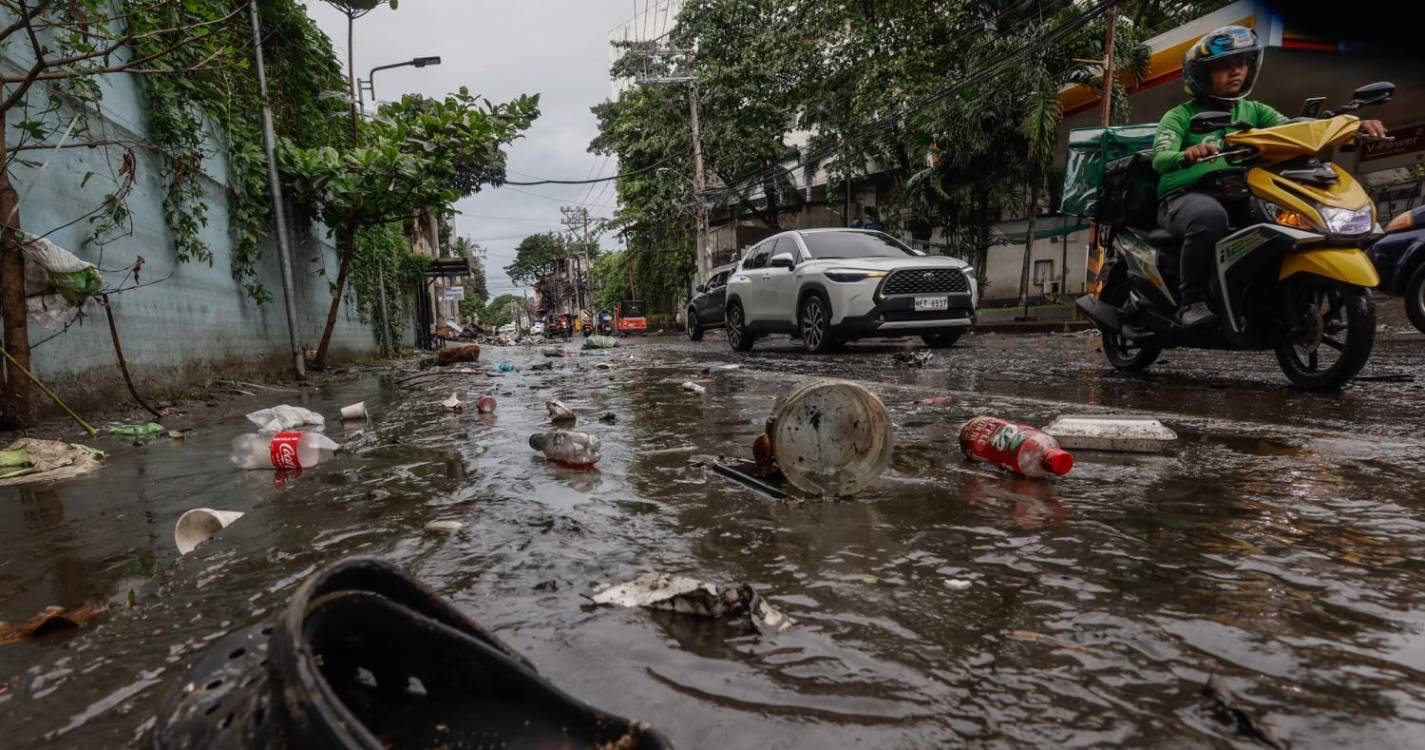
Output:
[1059, 123, 1157, 218]
[994, 215, 1092, 244]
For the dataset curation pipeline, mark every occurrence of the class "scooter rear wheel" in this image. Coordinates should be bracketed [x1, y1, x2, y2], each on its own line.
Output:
[1274, 279, 1375, 390]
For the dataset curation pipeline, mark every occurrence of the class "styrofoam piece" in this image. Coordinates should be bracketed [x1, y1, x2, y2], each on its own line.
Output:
[340, 402, 367, 420]
[1042, 415, 1178, 453]
[175, 508, 244, 554]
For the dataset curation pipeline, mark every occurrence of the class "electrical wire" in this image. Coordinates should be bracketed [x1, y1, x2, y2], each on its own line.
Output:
[501, 153, 676, 185]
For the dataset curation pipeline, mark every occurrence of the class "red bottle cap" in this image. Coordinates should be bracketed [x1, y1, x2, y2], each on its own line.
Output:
[1041, 448, 1074, 476]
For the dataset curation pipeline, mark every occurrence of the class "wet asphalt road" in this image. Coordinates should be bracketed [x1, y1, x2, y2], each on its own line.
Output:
[1, 308, 1423, 749]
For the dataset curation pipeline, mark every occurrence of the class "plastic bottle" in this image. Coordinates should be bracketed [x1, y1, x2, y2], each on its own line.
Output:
[529, 430, 601, 469]
[230, 431, 340, 470]
[959, 417, 1073, 478]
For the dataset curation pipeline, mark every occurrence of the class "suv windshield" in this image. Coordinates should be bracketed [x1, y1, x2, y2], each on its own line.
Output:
[802, 231, 916, 260]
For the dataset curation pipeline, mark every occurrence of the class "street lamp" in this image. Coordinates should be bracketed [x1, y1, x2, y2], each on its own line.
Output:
[357, 56, 442, 110]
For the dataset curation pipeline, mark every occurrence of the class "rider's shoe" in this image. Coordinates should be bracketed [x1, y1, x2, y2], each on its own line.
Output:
[1177, 300, 1217, 328]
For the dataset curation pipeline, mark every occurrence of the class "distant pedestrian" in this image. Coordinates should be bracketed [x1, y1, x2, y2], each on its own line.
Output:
[866, 209, 885, 232]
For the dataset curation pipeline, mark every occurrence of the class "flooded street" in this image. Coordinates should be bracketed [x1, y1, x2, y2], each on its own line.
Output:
[3, 321, 1425, 749]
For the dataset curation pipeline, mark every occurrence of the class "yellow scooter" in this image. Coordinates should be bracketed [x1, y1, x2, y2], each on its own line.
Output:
[1078, 81, 1395, 390]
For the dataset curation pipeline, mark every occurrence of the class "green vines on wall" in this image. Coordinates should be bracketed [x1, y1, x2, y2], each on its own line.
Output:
[126, 0, 348, 302]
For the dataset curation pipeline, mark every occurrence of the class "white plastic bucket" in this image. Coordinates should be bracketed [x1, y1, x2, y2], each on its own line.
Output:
[770, 380, 893, 496]
[340, 402, 367, 420]
[174, 508, 245, 554]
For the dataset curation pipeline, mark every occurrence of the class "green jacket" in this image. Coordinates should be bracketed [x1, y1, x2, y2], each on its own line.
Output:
[1151, 98, 1288, 198]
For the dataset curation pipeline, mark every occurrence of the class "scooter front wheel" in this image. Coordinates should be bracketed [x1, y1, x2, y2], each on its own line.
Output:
[1274, 279, 1375, 390]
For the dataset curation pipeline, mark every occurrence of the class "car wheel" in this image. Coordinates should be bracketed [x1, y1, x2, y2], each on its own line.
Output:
[800, 294, 837, 354]
[687, 310, 704, 341]
[726, 302, 755, 352]
[1406, 261, 1425, 335]
[921, 330, 964, 349]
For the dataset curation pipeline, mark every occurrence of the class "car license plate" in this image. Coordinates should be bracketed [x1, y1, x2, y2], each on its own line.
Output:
[914, 296, 948, 312]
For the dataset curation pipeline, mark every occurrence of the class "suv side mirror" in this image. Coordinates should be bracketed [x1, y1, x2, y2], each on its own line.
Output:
[1189, 111, 1232, 134]
[1352, 81, 1394, 107]
[769, 252, 795, 269]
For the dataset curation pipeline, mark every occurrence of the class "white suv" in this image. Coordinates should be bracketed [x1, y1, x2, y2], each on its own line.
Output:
[725, 229, 977, 353]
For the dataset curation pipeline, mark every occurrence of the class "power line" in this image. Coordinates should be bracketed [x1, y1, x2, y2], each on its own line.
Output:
[501, 154, 676, 185]
[500, 185, 617, 209]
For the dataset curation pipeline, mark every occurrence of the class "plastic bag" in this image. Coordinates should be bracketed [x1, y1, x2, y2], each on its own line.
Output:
[245, 404, 325, 433]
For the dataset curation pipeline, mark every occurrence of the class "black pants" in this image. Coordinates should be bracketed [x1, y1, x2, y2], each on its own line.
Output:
[1158, 191, 1229, 305]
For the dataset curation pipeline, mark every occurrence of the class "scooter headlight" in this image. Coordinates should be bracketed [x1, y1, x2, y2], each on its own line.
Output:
[1318, 205, 1374, 236]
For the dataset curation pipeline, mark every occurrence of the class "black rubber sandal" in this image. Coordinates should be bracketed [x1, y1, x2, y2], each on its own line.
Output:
[153, 558, 671, 749]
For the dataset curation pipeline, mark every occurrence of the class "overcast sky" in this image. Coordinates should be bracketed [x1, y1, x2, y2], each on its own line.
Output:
[299, 0, 665, 300]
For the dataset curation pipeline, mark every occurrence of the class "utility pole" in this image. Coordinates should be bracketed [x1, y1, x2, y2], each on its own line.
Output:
[561, 205, 601, 314]
[1085, 4, 1119, 301]
[639, 48, 710, 283]
[249, 0, 305, 379]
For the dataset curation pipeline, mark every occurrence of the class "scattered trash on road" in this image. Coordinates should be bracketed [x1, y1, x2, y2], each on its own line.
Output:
[340, 402, 367, 420]
[424, 520, 464, 532]
[1199, 674, 1286, 749]
[542, 347, 566, 358]
[769, 380, 893, 496]
[583, 335, 619, 350]
[0, 602, 106, 644]
[530, 361, 554, 371]
[231, 431, 339, 470]
[246, 405, 324, 433]
[105, 422, 165, 438]
[529, 430, 601, 469]
[590, 573, 790, 632]
[944, 578, 973, 590]
[709, 462, 786, 500]
[0, 439, 104, 486]
[681, 381, 706, 394]
[752, 416, 778, 479]
[595, 362, 614, 370]
[435, 344, 481, 366]
[495, 361, 520, 373]
[174, 508, 244, 554]
[598, 412, 618, 424]
[474, 394, 497, 414]
[895, 350, 933, 367]
[716, 364, 741, 371]
[442, 392, 465, 412]
[961, 416, 1073, 478]
[1042, 415, 1177, 453]
[546, 400, 576, 424]
[917, 395, 955, 406]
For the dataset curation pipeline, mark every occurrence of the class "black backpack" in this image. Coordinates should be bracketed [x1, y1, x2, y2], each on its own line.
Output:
[1096, 150, 1160, 229]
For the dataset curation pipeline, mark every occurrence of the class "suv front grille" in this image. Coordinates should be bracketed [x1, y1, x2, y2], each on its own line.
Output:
[883, 268, 969, 295]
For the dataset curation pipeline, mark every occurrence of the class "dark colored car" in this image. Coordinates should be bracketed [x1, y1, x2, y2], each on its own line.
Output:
[687, 263, 736, 341]
[1368, 205, 1425, 333]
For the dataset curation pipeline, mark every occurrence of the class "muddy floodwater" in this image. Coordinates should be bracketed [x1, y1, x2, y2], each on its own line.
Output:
[2, 324, 1424, 749]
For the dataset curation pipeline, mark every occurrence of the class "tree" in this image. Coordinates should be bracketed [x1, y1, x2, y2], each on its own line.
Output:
[281, 88, 539, 369]
[1, 0, 246, 420]
[504, 232, 565, 310]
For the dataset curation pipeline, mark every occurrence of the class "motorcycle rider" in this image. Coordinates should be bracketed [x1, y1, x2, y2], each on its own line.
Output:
[1151, 25, 1386, 327]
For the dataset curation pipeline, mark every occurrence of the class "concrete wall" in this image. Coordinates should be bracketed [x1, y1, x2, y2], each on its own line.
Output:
[3, 50, 381, 409]
[983, 232, 1091, 305]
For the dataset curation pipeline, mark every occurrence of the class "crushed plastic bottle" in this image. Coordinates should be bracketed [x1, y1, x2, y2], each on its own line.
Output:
[230, 431, 340, 470]
[529, 430, 601, 469]
[959, 416, 1073, 478]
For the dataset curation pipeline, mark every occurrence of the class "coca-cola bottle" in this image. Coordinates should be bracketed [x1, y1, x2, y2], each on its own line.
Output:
[959, 417, 1073, 478]
[529, 430, 601, 469]
[230, 431, 340, 470]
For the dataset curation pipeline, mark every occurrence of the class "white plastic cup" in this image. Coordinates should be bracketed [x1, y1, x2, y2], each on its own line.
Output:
[340, 402, 367, 420]
[770, 380, 893, 496]
[175, 508, 245, 554]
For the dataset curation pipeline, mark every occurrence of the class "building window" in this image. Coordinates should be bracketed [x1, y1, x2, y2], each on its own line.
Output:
[1033, 259, 1054, 286]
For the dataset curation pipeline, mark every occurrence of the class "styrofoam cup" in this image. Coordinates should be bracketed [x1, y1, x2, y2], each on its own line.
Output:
[175, 508, 245, 554]
[340, 402, 367, 420]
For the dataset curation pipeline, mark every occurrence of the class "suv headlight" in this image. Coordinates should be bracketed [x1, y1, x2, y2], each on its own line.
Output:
[825, 269, 888, 283]
[1318, 205, 1374, 236]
